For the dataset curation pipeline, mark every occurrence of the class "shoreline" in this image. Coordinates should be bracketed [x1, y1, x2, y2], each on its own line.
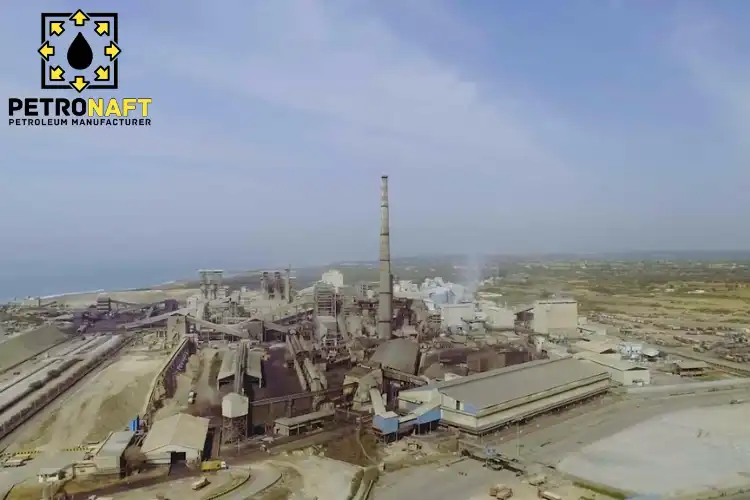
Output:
[3, 279, 188, 306]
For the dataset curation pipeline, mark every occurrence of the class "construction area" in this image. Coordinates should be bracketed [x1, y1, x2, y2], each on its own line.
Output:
[4, 175, 750, 499]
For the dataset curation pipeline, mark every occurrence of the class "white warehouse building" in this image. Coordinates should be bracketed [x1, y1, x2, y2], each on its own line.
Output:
[140, 413, 209, 465]
[574, 352, 651, 386]
[398, 357, 610, 435]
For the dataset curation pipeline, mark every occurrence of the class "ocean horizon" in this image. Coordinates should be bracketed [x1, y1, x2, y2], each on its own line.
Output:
[0, 267, 195, 304]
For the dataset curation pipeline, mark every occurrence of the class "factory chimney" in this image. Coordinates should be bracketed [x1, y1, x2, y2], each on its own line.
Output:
[378, 175, 393, 340]
[284, 266, 291, 303]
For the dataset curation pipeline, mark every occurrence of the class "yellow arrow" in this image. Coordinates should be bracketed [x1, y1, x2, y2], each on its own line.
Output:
[49, 21, 65, 36]
[70, 75, 89, 93]
[49, 66, 65, 81]
[104, 41, 121, 60]
[94, 66, 109, 81]
[69, 9, 89, 26]
[94, 21, 109, 36]
[38, 41, 55, 61]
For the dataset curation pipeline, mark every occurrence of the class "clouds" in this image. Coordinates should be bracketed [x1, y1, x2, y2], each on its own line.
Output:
[669, 7, 750, 155]
[2, 0, 750, 279]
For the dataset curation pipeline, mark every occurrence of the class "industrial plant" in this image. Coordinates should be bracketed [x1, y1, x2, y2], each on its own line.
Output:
[3, 175, 746, 499]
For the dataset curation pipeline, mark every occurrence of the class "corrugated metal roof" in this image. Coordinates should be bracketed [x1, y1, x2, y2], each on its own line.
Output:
[369, 338, 420, 374]
[274, 408, 334, 427]
[674, 360, 709, 370]
[217, 349, 236, 381]
[246, 349, 264, 380]
[572, 340, 619, 354]
[141, 413, 209, 454]
[96, 430, 134, 457]
[438, 358, 608, 410]
[574, 352, 648, 372]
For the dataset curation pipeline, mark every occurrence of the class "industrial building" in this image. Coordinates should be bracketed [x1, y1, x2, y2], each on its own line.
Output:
[92, 430, 135, 473]
[369, 338, 420, 374]
[482, 306, 515, 330]
[140, 413, 209, 464]
[672, 360, 710, 377]
[531, 298, 578, 335]
[571, 339, 620, 355]
[574, 352, 651, 386]
[321, 270, 345, 290]
[440, 303, 475, 329]
[397, 357, 609, 434]
[274, 408, 335, 436]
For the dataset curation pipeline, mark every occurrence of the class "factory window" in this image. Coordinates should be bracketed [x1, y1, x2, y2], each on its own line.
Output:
[455, 400, 460, 411]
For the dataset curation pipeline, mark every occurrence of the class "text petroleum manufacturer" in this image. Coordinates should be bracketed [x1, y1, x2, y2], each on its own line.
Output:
[7, 9, 152, 127]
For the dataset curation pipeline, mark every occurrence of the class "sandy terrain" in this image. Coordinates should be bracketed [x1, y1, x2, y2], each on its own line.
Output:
[558, 404, 750, 496]
[154, 347, 221, 421]
[272, 455, 359, 500]
[8, 343, 170, 451]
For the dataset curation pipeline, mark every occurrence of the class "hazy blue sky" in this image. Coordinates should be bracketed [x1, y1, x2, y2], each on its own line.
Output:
[2, 0, 750, 278]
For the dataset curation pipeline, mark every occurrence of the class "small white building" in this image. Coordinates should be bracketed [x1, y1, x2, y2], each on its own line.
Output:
[140, 413, 209, 465]
[574, 352, 651, 386]
[321, 270, 344, 290]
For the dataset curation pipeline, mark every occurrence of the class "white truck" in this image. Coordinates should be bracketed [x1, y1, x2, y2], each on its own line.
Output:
[191, 477, 209, 490]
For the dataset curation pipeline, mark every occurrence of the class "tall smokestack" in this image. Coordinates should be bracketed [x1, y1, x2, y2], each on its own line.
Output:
[284, 266, 291, 303]
[378, 175, 393, 340]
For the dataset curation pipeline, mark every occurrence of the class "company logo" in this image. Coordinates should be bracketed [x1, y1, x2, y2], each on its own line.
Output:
[7, 9, 152, 127]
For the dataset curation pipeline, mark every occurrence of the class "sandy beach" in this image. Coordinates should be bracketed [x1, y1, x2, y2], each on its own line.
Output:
[18, 287, 201, 309]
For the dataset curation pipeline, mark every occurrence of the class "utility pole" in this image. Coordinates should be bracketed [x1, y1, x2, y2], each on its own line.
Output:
[516, 420, 521, 458]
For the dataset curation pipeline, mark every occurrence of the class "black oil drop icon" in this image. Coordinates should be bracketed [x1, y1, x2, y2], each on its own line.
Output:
[67, 32, 93, 70]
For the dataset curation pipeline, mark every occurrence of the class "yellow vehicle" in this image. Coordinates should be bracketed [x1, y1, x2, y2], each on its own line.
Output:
[200, 460, 227, 472]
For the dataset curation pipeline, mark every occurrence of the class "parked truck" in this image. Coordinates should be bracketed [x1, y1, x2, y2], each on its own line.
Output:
[188, 390, 196, 405]
[201, 460, 228, 472]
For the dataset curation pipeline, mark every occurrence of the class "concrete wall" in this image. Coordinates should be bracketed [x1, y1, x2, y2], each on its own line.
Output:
[141, 337, 193, 423]
[484, 306, 515, 329]
[441, 304, 474, 328]
[145, 445, 201, 464]
[532, 300, 578, 334]
[626, 377, 750, 396]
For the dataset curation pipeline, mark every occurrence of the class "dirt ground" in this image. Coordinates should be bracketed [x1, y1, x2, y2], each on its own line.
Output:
[153, 347, 221, 421]
[109, 468, 243, 500]
[270, 455, 359, 500]
[8, 342, 170, 451]
[324, 429, 379, 467]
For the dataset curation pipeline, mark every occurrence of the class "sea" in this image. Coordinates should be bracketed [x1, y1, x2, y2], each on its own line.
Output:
[0, 265, 197, 303]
